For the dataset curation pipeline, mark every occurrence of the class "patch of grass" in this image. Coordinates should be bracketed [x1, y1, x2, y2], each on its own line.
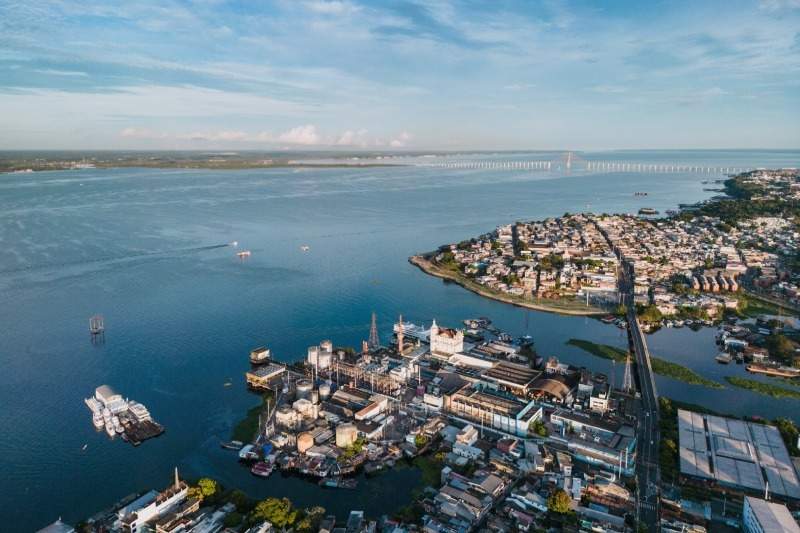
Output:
[566, 338, 627, 362]
[412, 454, 444, 488]
[650, 358, 724, 389]
[231, 393, 272, 443]
[725, 376, 800, 400]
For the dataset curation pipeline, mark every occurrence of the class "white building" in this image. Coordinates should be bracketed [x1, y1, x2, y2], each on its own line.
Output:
[743, 496, 800, 533]
[118, 469, 189, 533]
[429, 319, 464, 356]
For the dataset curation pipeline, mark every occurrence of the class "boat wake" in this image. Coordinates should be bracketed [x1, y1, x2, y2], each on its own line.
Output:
[0, 243, 232, 274]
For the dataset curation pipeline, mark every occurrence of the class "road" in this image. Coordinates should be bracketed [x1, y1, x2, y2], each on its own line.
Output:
[619, 261, 661, 531]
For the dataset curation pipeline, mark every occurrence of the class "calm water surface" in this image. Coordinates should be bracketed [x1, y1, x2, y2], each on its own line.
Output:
[1, 150, 799, 531]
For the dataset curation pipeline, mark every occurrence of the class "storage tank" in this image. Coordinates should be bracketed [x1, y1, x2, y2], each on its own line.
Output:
[335, 423, 358, 448]
[297, 432, 314, 454]
[319, 382, 332, 400]
[296, 379, 313, 400]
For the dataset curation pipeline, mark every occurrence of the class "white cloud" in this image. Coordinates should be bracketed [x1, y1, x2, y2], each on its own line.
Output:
[389, 131, 411, 148]
[304, 1, 359, 15]
[120, 127, 167, 139]
[335, 128, 368, 146]
[278, 124, 321, 145]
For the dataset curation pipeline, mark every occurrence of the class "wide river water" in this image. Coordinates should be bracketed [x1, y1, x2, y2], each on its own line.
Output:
[1, 150, 799, 531]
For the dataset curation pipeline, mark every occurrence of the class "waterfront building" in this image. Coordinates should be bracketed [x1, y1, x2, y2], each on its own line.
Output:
[743, 496, 800, 533]
[429, 319, 464, 357]
[245, 364, 285, 390]
[118, 469, 190, 533]
[36, 518, 76, 533]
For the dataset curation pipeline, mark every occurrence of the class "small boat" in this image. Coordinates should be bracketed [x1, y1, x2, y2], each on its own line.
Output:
[251, 462, 273, 477]
[638, 207, 659, 215]
[105, 421, 116, 437]
[221, 440, 244, 450]
[300, 245, 310, 252]
[230, 241, 239, 247]
[82, 444, 88, 451]
[601, 315, 616, 324]
[237, 250, 251, 258]
[674, 320, 685, 328]
[92, 412, 104, 428]
[84, 397, 102, 414]
[715, 353, 732, 364]
[319, 477, 357, 489]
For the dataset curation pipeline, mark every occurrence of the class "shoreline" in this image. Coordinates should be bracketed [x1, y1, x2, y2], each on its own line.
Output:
[408, 254, 607, 317]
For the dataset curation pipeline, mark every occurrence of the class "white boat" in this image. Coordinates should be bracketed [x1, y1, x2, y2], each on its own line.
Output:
[128, 402, 151, 422]
[102, 407, 111, 419]
[300, 245, 310, 252]
[114, 421, 124, 434]
[105, 421, 116, 437]
[92, 412, 104, 429]
[84, 397, 102, 414]
[237, 250, 251, 258]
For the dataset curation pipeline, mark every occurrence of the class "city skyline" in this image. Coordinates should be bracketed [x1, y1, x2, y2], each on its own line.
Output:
[1, 0, 799, 150]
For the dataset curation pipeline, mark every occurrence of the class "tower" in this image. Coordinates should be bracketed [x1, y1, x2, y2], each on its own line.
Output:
[622, 351, 633, 393]
[368, 312, 380, 350]
[397, 315, 404, 354]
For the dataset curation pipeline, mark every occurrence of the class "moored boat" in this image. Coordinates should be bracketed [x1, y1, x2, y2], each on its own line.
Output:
[92, 412, 104, 428]
[319, 477, 357, 489]
[715, 353, 732, 364]
[251, 462, 273, 477]
[105, 421, 116, 437]
[221, 440, 244, 450]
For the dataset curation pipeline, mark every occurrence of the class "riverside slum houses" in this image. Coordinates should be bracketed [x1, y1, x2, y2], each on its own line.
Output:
[239, 315, 639, 530]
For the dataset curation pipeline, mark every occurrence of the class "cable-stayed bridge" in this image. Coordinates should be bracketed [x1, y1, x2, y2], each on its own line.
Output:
[414, 152, 755, 174]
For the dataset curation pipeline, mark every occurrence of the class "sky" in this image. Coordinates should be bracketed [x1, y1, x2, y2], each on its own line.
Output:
[0, 0, 799, 150]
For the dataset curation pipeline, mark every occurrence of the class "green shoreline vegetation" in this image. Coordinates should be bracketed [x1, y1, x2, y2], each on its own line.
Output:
[725, 376, 800, 400]
[566, 338, 723, 389]
[231, 392, 273, 443]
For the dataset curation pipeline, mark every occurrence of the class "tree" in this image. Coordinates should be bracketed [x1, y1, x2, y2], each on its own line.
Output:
[766, 333, 795, 364]
[188, 477, 219, 502]
[251, 497, 298, 529]
[547, 489, 572, 514]
[530, 419, 548, 437]
[414, 434, 429, 448]
[223, 512, 243, 528]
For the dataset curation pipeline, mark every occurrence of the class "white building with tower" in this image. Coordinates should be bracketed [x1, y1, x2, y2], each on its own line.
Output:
[429, 319, 464, 357]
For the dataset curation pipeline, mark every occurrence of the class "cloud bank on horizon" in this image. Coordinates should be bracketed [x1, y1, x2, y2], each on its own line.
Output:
[0, 0, 798, 150]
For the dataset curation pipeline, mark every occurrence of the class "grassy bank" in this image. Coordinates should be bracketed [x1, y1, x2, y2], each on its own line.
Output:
[725, 376, 800, 400]
[231, 393, 272, 443]
[567, 338, 723, 389]
[566, 338, 627, 362]
[649, 358, 724, 389]
[409, 255, 607, 316]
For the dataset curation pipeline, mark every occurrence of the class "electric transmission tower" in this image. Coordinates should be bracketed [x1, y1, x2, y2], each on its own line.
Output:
[368, 311, 380, 350]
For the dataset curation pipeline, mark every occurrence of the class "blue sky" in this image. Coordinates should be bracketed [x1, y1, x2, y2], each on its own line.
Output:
[1, 0, 798, 150]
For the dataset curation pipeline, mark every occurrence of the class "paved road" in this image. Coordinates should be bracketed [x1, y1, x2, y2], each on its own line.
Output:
[619, 262, 661, 531]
